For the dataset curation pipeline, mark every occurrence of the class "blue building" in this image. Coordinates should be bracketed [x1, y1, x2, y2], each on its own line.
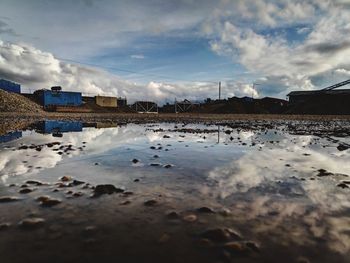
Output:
[34, 87, 82, 107]
[0, 79, 21, 93]
[36, 120, 83, 134]
[0, 131, 22, 143]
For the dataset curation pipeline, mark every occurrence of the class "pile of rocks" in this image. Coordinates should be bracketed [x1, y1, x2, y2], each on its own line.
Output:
[0, 89, 42, 112]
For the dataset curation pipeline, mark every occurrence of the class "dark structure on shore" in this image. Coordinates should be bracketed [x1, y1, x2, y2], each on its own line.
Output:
[131, 101, 158, 113]
[287, 79, 350, 114]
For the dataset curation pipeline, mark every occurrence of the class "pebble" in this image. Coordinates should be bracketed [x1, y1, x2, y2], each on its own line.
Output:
[120, 200, 131, 205]
[0, 223, 11, 231]
[196, 238, 214, 248]
[26, 180, 43, 186]
[132, 159, 139, 164]
[337, 183, 349, 189]
[197, 207, 215, 213]
[18, 217, 45, 229]
[0, 196, 21, 203]
[60, 176, 72, 182]
[166, 211, 180, 220]
[144, 199, 158, 206]
[183, 214, 197, 222]
[40, 198, 62, 207]
[200, 228, 241, 242]
[93, 184, 124, 197]
[19, 188, 35, 194]
[163, 164, 173, 169]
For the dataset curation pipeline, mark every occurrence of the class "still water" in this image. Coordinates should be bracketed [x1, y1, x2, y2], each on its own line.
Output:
[0, 120, 349, 263]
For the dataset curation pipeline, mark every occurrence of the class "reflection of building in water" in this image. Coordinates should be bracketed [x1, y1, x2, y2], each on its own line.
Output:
[0, 131, 22, 143]
[35, 121, 83, 137]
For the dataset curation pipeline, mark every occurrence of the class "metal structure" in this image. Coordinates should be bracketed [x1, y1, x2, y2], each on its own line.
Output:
[322, 79, 350, 90]
[34, 88, 82, 107]
[132, 101, 158, 113]
[287, 79, 350, 105]
[174, 99, 197, 113]
[0, 79, 21, 93]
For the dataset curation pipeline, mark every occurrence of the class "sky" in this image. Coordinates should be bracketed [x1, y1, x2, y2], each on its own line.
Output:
[1, 0, 350, 104]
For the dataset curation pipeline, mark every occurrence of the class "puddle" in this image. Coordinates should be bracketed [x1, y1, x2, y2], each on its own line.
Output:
[0, 120, 349, 263]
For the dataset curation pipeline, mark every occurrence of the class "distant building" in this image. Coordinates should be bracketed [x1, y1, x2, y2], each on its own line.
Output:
[287, 89, 350, 104]
[0, 79, 21, 93]
[117, 97, 127, 107]
[131, 101, 158, 113]
[95, 95, 117, 107]
[287, 79, 350, 104]
[34, 87, 82, 108]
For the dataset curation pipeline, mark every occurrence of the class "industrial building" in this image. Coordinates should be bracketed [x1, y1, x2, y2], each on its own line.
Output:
[95, 95, 117, 107]
[34, 87, 82, 108]
[131, 101, 158, 113]
[287, 79, 350, 104]
[287, 79, 350, 114]
[117, 97, 127, 107]
[0, 79, 21, 93]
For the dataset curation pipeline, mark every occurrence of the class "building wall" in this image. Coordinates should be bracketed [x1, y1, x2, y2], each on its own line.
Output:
[37, 90, 82, 107]
[0, 79, 21, 93]
[95, 96, 117, 107]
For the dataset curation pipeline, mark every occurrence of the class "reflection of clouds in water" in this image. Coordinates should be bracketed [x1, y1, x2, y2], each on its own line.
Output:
[207, 134, 350, 255]
[209, 142, 350, 199]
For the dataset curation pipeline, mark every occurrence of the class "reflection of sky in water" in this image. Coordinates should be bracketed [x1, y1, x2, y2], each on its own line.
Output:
[0, 122, 349, 258]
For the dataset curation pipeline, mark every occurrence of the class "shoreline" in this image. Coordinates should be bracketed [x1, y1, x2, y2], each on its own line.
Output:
[1, 112, 350, 135]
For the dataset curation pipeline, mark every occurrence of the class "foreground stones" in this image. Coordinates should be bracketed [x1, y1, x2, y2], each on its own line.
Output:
[0, 196, 21, 203]
[92, 184, 124, 197]
[18, 217, 45, 229]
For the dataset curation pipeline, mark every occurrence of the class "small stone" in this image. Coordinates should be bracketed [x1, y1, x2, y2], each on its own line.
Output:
[120, 200, 131, 205]
[0, 196, 21, 203]
[123, 191, 133, 196]
[26, 180, 43, 186]
[40, 198, 62, 207]
[132, 159, 139, 164]
[246, 241, 260, 253]
[35, 196, 50, 202]
[183, 214, 197, 222]
[93, 184, 124, 197]
[60, 176, 72, 182]
[0, 223, 11, 231]
[223, 242, 246, 253]
[200, 228, 241, 243]
[69, 180, 85, 186]
[19, 218, 45, 229]
[337, 144, 349, 151]
[196, 238, 213, 248]
[73, 192, 84, 197]
[19, 188, 35, 194]
[166, 211, 180, 220]
[134, 179, 140, 182]
[337, 183, 349, 189]
[297, 257, 311, 263]
[150, 163, 161, 167]
[163, 164, 173, 169]
[197, 207, 215, 213]
[153, 155, 159, 158]
[144, 199, 158, 206]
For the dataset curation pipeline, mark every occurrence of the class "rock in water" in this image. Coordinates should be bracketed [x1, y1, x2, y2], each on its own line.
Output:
[144, 199, 158, 206]
[0, 196, 21, 203]
[197, 207, 215, 213]
[19, 218, 45, 229]
[93, 184, 124, 197]
[200, 228, 241, 242]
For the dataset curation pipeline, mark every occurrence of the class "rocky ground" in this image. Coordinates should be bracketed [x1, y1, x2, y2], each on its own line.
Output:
[1, 111, 350, 136]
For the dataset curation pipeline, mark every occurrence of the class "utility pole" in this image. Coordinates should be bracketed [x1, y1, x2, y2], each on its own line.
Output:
[219, 81, 221, 100]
